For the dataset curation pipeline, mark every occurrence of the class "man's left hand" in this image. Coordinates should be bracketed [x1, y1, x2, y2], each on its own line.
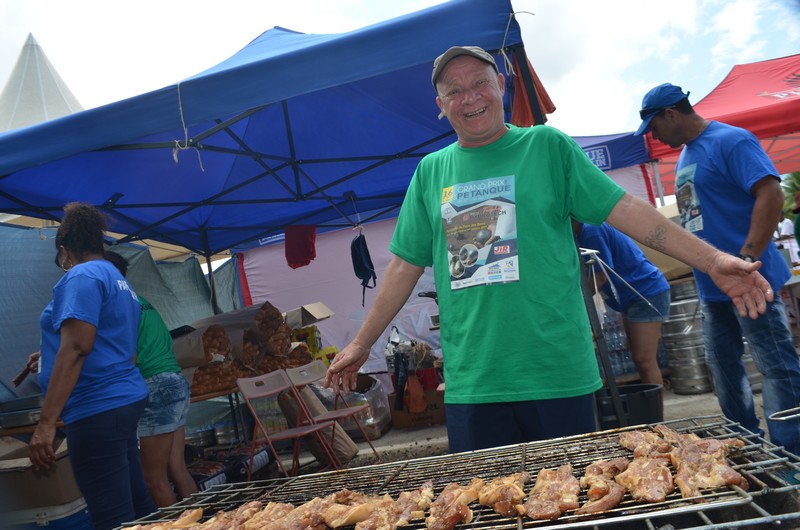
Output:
[708, 253, 773, 318]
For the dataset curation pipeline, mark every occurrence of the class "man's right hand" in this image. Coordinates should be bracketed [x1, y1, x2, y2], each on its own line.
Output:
[324, 342, 371, 394]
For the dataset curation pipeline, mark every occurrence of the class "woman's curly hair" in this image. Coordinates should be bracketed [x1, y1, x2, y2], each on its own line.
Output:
[55, 202, 108, 259]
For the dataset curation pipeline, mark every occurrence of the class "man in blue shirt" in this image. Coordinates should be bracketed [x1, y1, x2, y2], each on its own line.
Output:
[636, 83, 800, 456]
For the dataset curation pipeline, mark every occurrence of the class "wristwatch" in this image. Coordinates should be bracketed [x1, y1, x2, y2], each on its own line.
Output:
[738, 254, 756, 263]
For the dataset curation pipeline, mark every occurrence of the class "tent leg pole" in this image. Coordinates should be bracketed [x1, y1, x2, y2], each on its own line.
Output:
[579, 248, 627, 428]
[651, 161, 666, 207]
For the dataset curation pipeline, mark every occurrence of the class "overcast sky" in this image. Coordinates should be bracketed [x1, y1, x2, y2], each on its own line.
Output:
[1, 0, 799, 136]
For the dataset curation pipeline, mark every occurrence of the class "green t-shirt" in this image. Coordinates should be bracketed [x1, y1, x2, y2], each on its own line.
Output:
[390, 125, 625, 404]
[135, 295, 181, 379]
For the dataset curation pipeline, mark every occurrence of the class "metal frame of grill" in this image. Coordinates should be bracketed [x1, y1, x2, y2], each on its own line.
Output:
[120, 415, 800, 529]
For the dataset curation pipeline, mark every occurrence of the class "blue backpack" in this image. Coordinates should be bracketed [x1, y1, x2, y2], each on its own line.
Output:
[351, 232, 377, 306]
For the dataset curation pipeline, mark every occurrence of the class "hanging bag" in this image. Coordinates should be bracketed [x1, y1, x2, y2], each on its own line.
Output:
[351, 231, 377, 306]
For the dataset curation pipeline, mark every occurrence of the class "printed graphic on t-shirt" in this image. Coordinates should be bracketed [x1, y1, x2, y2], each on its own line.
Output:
[675, 163, 703, 232]
[441, 176, 519, 290]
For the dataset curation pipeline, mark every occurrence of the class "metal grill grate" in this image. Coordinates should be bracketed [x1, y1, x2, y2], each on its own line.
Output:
[120, 416, 800, 529]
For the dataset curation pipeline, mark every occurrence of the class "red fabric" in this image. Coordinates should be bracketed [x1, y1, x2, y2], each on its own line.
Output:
[391, 367, 439, 392]
[237, 255, 253, 307]
[284, 225, 317, 269]
[647, 54, 800, 195]
[510, 54, 556, 127]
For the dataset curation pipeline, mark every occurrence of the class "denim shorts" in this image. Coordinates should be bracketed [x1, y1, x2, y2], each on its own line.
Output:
[624, 289, 671, 323]
[137, 372, 190, 437]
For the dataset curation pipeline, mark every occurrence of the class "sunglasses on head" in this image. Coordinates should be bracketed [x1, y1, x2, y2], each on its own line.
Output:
[639, 105, 676, 120]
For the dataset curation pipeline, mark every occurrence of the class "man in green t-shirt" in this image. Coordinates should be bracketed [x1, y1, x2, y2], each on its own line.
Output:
[325, 46, 773, 452]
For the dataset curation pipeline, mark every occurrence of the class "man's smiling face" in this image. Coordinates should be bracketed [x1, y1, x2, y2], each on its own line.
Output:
[435, 56, 506, 148]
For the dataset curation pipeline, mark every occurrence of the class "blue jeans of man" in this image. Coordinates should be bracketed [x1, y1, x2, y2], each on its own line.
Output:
[65, 399, 156, 530]
[702, 297, 800, 456]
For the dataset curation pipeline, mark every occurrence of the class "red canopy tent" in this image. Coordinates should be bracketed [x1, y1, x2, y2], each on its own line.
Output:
[645, 54, 800, 196]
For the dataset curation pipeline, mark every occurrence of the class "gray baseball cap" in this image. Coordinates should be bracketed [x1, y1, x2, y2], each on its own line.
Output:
[432, 46, 499, 86]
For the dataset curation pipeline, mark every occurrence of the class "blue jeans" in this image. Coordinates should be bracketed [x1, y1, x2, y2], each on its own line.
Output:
[445, 393, 597, 453]
[702, 297, 800, 456]
[65, 399, 156, 530]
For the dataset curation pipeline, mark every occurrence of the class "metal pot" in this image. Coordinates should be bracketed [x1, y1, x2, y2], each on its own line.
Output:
[185, 428, 216, 448]
[213, 422, 238, 446]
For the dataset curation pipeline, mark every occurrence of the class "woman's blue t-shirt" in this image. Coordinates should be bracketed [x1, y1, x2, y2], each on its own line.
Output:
[39, 259, 147, 424]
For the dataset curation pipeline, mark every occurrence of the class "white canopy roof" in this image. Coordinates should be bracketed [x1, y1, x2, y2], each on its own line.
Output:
[0, 33, 82, 132]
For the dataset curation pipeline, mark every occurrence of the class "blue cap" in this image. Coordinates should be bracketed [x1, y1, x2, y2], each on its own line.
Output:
[634, 83, 690, 136]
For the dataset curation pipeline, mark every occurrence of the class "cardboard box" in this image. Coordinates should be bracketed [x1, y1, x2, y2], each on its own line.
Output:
[634, 203, 693, 281]
[283, 302, 334, 328]
[387, 390, 446, 429]
[172, 330, 208, 369]
[0, 436, 83, 514]
[187, 460, 228, 491]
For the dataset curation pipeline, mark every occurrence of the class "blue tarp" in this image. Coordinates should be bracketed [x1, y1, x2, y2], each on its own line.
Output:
[0, 0, 537, 256]
[0, 223, 242, 400]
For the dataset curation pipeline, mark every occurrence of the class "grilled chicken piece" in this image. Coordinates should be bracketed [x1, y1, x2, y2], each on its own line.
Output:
[654, 424, 745, 452]
[324, 500, 376, 528]
[124, 507, 205, 529]
[478, 472, 531, 517]
[244, 502, 296, 530]
[615, 456, 674, 503]
[353, 495, 400, 530]
[396, 481, 435, 525]
[425, 478, 485, 530]
[654, 424, 748, 499]
[350, 481, 435, 530]
[619, 430, 672, 459]
[191, 501, 264, 530]
[259, 495, 335, 530]
[519, 464, 580, 520]
[576, 458, 629, 515]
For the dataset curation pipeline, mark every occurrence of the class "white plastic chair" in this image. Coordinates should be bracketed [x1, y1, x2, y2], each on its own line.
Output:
[284, 360, 381, 465]
[237, 369, 341, 478]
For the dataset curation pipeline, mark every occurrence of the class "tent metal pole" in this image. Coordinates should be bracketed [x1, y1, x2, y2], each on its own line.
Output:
[651, 161, 666, 206]
[508, 43, 546, 125]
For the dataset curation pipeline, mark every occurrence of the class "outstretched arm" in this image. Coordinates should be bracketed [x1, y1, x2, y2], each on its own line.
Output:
[325, 255, 425, 393]
[606, 193, 772, 318]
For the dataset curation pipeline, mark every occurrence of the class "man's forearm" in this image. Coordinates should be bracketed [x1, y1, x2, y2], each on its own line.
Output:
[352, 255, 425, 351]
[606, 193, 721, 274]
[741, 178, 784, 258]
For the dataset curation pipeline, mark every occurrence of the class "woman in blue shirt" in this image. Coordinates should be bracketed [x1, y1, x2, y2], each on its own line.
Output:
[28, 202, 155, 530]
[574, 221, 671, 386]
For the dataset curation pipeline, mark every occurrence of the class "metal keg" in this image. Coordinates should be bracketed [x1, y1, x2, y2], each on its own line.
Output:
[663, 277, 712, 394]
[670, 276, 698, 301]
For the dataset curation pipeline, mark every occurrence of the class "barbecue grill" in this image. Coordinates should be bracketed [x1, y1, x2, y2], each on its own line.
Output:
[118, 415, 800, 529]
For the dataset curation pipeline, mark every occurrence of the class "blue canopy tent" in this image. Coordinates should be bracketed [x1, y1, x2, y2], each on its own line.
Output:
[0, 0, 546, 267]
[573, 132, 649, 173]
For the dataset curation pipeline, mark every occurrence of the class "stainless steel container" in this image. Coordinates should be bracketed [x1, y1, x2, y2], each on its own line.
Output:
[213, 422, 238, 446]
[662, 279, 713, 395]
[185, 428, 216, 448]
